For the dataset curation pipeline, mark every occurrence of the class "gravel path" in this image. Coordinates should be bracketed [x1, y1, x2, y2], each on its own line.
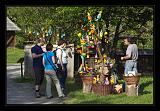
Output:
[6, 64, 65, 104]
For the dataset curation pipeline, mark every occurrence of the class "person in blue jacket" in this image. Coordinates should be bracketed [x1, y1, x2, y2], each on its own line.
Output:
[43, 43, 64, 99]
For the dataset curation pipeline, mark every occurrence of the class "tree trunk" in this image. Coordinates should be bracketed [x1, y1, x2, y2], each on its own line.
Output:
[113, 17, 123, 48]
[125, 84, 139, 96]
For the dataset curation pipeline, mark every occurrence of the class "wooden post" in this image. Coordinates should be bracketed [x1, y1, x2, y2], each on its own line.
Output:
[81, 76, 94, 93]
[21, 62, 23, 78]
[123, 74, 141, 96]
[125, 84, 139, 96]
[17, 57, 24, 78]
[83, 82, 92, 93]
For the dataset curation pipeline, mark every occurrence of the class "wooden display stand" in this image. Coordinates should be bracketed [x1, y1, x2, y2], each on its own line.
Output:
[123, 74, 141, 85]
[123, 73, 141, 96]
[77, 13, 115, 96]
[81, 75, 95, 93]
[125, 84, 139, 96]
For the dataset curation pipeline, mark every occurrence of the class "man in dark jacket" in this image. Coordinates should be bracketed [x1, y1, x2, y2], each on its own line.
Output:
[31, 37, 45, 98]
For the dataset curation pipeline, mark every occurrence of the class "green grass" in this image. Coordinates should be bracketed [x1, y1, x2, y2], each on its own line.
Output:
[7, 47, 153, 104]
[62, 76, 153, 104]
[7, 47, 24, 63]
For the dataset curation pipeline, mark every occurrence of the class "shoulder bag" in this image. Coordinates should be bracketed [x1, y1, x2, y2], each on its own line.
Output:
[45, 53, 63, 78]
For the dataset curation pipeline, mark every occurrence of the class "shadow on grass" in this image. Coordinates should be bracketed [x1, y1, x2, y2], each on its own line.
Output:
[77, 94, 118, 104]
[66, 79, 83, 92]
[139, 80, 153, 95]
[50, 79, 82, 98]
[78, 98, 111, 104]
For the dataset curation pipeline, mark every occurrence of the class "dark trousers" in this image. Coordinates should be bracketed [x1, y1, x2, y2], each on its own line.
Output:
[34, 67, 44, 86]
[33, 67, 46, 94]
[58, 64, 67, 92]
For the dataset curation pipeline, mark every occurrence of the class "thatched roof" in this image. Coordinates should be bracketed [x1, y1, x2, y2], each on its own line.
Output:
[6, 17, 21, 31]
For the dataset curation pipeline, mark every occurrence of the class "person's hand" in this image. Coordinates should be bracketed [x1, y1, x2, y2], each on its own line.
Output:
[121, 57, 124, 60]
[62, 66, 65, 71]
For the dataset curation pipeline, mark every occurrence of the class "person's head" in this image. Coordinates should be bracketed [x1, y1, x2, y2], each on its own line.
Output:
[123, 36, 133, 46]
[46, 43, 53, 51]
[58, 39, 66, 48]
[36, 37, 45, 46]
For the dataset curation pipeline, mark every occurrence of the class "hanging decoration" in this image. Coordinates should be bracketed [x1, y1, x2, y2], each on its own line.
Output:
[75, 10, 122, 95]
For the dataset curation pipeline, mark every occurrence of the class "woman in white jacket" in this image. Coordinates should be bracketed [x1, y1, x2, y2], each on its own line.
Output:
[56, 39, 68, 96]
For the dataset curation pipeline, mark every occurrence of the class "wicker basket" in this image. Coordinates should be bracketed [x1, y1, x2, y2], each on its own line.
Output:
[123, 75, 140, 85]
[81, 75, 94, 85]
[92, 84, 113, 96]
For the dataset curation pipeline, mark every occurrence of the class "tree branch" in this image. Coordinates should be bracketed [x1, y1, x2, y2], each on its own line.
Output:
[117, 30, 125, 35]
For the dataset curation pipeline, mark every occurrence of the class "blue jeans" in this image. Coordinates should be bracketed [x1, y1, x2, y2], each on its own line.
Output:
[59, 64, 67, 93]
[45, 71, 64, 97]
[124, 60, 138, 74]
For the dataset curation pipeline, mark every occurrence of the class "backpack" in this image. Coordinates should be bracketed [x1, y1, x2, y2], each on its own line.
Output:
[53, 47, 62, 64]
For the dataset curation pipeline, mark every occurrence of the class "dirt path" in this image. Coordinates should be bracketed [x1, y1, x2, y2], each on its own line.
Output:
[6, 64, 65, 104]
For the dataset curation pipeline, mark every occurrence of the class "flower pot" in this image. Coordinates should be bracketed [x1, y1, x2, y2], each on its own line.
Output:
[80, 75, 95, 93]
[123, 74, 141, 85]
[81, 75, 94, 85]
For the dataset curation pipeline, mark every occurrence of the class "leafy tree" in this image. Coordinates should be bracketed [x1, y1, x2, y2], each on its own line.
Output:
[7, 6, 153, 49]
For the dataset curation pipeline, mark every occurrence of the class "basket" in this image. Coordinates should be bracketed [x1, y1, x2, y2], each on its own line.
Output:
[81, 75, 94, 85]
[123, 75, 140, 85]
[92, 84, 113, 96]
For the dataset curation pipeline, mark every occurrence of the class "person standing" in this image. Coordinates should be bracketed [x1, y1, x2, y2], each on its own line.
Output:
[43, 43, 64, 99]
[121, 36, 138, 75]
[31, 37, 45, 98]
[56, 39, 68, 96]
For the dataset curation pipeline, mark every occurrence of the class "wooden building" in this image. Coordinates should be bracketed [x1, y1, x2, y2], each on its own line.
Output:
[6, 17, 21, 47]
[137, 49, 153, 74]
[113, 49, 153, 75]
[74, 49, 153, 78]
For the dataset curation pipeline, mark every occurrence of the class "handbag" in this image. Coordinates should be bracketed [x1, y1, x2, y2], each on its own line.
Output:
[56, 65, 63, 78]
[45, 53, 63, 78]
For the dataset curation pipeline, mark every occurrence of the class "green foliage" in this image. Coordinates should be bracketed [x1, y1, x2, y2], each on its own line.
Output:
[15, 32, 28, 49]
[7, 6, 153, 49]
[7, 47, 24, 63]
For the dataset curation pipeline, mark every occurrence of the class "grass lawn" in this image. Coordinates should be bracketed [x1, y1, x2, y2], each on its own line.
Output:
[62, 75, 153, 104]
[7, 47, 24, 63]
[13, 73, 153, 104]
[7, 47, 153, 104]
